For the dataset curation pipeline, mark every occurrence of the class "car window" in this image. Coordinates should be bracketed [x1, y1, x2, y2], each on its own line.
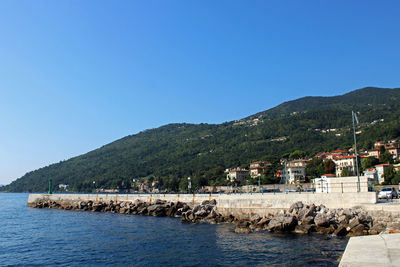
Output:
[382, 188, 391, 191]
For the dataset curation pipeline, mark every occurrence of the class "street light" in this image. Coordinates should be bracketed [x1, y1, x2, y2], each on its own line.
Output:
[93, 181, 96, 193]
[187, 177, 191, 193]
[48, 177, 52, 194]
[258, 173, 261, 193]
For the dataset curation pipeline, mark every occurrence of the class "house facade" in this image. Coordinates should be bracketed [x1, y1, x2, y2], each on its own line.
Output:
[249, 161, 271, 178]
[226, 168, 249, 182]
[375, 164, 390, 184]
[333, 155, 357, 177]
[364, 168, 378, 182]
[368, 149, 380, 158]
[285, 159, 307, 184]
[387, 147, 400, 161]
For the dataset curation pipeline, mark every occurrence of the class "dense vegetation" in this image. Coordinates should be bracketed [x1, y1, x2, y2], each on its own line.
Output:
[2, 87, 400, 193]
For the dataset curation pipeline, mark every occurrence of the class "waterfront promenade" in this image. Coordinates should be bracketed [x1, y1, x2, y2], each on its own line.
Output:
[340, 233, 400, 266]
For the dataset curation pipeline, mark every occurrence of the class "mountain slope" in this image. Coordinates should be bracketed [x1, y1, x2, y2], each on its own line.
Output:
[3, 87, 400, 192]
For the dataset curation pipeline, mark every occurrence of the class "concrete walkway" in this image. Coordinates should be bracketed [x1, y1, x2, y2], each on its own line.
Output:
[339, 233, 400, 266]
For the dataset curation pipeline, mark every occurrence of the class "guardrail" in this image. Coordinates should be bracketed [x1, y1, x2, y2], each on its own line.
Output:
[201, 181, 375, 194]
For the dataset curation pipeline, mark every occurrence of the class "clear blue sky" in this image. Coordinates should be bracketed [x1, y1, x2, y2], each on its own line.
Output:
[1, 1, 400, 185]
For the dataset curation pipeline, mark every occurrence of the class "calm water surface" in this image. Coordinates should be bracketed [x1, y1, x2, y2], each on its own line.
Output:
[0, 193, 348, 266]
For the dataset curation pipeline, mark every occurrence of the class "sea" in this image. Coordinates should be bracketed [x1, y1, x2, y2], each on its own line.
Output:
[0, 193, 348, 266]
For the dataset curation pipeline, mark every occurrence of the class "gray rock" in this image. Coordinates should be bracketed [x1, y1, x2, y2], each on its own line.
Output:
[348, 224, 366, 237]
[315, 225, 335, 234]
[346, 218, 360, 231]
[338, 214, 349, 225]
[298, 205, 315, 220]
[314, 213, 330, 227]
[289, 201, 304, 213]
[194, 209, 208, 218]
[293, 224, 312, 234]
[300, 216, 314, 225]
[267, 215, 297, 232]
[333, 224, 348, 236]
[250, 214, 261, 224]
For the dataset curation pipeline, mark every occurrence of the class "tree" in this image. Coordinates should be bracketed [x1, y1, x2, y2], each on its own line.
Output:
[324, 159, 336, 174]
[392, 172, 400, 185]
[289, 150, 307, 160]
[306, 158, 324, 178]
[341, 167, 353, 177]
[362, 156, 379, 170]
[383, 165, 395, 185]
[380, 151, 394, 164]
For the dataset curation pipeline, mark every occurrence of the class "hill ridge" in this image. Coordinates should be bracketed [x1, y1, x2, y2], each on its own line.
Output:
[2, 86, 400, 192]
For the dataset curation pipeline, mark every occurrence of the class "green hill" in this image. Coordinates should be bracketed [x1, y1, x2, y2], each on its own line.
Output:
[3, 87, 400, 193]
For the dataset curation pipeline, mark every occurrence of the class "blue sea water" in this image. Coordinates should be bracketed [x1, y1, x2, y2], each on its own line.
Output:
[0, 193, 348, 266]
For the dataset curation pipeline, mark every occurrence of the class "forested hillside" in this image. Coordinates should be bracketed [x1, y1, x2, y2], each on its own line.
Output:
[3, 87, 400, 192]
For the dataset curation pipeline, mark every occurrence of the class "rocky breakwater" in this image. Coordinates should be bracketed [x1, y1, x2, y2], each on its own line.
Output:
[29, 198, 398, 237]
[29, 198, 220, 221]
[232, 201, 398, 236]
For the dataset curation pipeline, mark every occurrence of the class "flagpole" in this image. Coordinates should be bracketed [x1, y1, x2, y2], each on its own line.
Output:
[352, 111, 360, 192]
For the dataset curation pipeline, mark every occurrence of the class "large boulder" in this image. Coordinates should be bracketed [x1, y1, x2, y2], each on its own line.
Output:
[346, 218, 360, 232]
[333, 224, 348, 236]
[194, 209, 208, 218]
[297, 205, 315, 220]
[256, 217, 271, 229]
[147, 204, 160, 215]
[234, 220, 252, 234]
[316, 225, 336, 234]
[314, 213, 330, 227]
[289, 201, 304, 213]
[267, 215, 297, 232]
[250, 214, 261, 224]
[300, 216, 314, 225]
[293, 224, 313, 234]
[347, 224, 366, 237]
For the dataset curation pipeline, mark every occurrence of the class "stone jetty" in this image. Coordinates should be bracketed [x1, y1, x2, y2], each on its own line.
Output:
[28, 197, 399, 237]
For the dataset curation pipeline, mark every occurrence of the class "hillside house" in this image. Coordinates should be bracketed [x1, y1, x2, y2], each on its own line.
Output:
[285, 159, 307, 184]
[374, 141, 385, 149]
[226, 168, 249, 183]
[387, 147, 400, 160]
[367, 149, 380, 158]
[364, 168, 378, 182]
[333, 155, 357, 177]
[249, 161, 271, 178]
[138, 182, 150, 192]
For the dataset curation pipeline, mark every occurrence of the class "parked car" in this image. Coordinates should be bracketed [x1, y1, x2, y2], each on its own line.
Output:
[378, 187, 399, 199]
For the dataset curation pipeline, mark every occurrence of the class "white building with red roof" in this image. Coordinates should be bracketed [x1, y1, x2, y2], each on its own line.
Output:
[285, 159, 308, 184]
[333, 155, 357, 177]
[249, 161, 271, 178]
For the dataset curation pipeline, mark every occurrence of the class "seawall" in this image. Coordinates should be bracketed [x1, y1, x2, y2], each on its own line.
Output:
[28, 192, 377, 218]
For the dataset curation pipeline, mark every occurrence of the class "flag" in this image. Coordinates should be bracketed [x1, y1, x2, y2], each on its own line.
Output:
[353, 111, 359, 125]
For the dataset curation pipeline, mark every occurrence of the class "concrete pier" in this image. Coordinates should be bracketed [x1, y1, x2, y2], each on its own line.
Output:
[339, 233, 400, 266]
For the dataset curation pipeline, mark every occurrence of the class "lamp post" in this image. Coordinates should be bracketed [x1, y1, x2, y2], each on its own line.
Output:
[258, 173, 261, 193]
[93, 181, 96, 193]
[187, 177, 191, 193]
[48, 178, 52, 194]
